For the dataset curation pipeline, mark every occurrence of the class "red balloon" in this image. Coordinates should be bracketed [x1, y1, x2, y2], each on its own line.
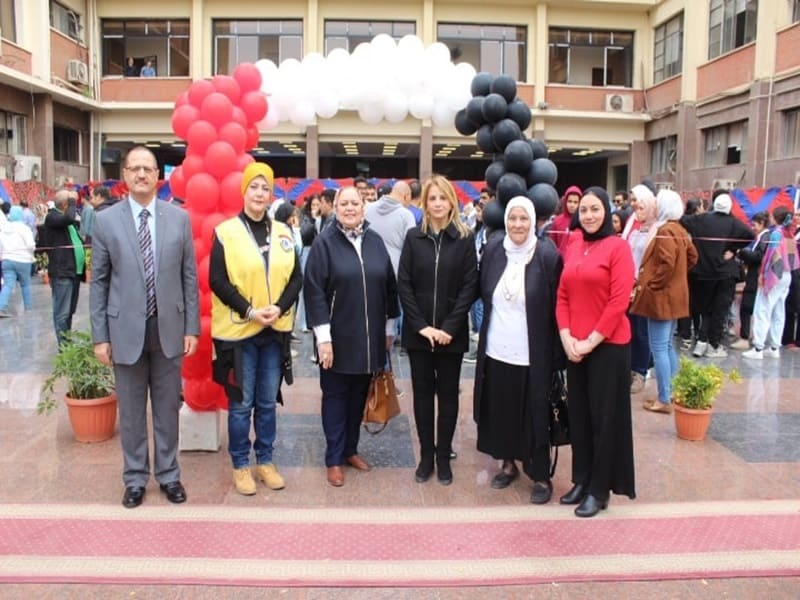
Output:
[188, 208, 205, 239]
[185, 172, 220, 214]
[186, 121, 218, 155]
[182, 154, 205, 180]
[201, 212, 227, 244]
[183, 378, 226, 411]
[232, 62, 262, 94]
[245, 126, 260, 151]
[219, 171, 244, 214]
[203, 141, 237, 179]
[239, 91, 268, 124]
[193, 235, 210, 263]
[231, 106, 248, 128]
[212, 75, 242, 104]
[236, 153, 255, 171]
[174, 91, 190, 108]
[182, 346, 211, 379]
[198, 255, 211, 294]
[171, 104, 199, 140]
[218, 122, 247, 155]
[188, 79, 215, 108]
[200, 92, 234, 129]
[169, 166, 186, 199]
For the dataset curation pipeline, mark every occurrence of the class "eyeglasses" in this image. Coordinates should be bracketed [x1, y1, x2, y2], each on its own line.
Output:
[125, 166, 157, 175]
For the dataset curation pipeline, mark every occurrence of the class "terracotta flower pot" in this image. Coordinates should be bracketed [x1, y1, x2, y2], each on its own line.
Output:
[673, 404, 713, 441]
[64, 393, 117, 443]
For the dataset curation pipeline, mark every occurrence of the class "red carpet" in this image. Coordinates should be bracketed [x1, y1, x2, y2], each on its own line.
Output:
[1, 501, 798, 587]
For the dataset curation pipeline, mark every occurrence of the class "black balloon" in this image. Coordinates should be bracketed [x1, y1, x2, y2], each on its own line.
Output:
[481, 93, 508, 123]
[466, 96, 485, 126]
[471, 72, 493, 97]
[528, 138, 548, 160]
[503, 139, 533, 175]
[527, 183, 559, 220]
[490, 74, 517, 103]
[482, 199, 505, 230]
[492, 118, 522, 152]
[485, 159, 506, 191]
[476, 124, 495, 153]
[528, 158, 558, 186]
[454, 109, 478, 136]
[507, 99, 532, 131]
[496, 172, 527, 205]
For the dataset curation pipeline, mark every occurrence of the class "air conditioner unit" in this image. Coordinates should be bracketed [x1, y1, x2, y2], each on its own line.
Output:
[711, 178, 738, 191]
[66, 59, 88, 85]
[14, 155, 42, 182]
[604, 93, 634, 113]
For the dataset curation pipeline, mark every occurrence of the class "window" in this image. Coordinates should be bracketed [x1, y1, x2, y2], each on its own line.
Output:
[102, 20, 190, 77]
[784, 108, 800, 156]
[326, 20, 415, 54]
[703, 121, 747, 166]
[650, 135, 677, 174]
[0, 111, 26, 155]
[653, 13, 683, 83]
[708, 0, 757, 59]
[438, 24, 526, 81]
[214, 20, 302, 75]
[0, 0, 16, 43]
[794, 0, 800, 23]
[548, 28, 633, 87]
[53, 126, 81, 163]
[50, 1, 82, 42]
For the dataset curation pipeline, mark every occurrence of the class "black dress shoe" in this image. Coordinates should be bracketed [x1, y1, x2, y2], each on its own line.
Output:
[159, 481, 187, 504]
[530, 481, 553, 505]
[436, 454, 453, 486]
[559, 483, 586, 505]
[490, 469, 519, 489]
[415, 456, 434, 483]
[122, 486, 145, 509]
[575, 494, 608, 518]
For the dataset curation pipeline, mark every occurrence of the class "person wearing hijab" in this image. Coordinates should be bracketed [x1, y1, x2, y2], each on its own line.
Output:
[473, 196, 564, 504]
[630, 190, 698, 413]
[303, 186, 400, 488]
[209, 162, 303, 496]
[556, 186, 636, 517]
[0, 206, 36, 317]
[397, 175, 478, 485]
[548, 185, 581, 253]
[611, 206, 632, 235]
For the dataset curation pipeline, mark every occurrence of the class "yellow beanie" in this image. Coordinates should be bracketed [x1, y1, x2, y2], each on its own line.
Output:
[240, 162, 274, 196]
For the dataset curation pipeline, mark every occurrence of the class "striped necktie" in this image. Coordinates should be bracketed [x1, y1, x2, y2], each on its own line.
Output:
[138, 209, 156, 317]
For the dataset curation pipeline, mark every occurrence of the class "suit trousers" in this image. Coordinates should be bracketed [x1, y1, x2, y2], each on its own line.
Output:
[114, 315, 183, 487]
[319, 369, 371, 467]
[407, 350, 462, 457]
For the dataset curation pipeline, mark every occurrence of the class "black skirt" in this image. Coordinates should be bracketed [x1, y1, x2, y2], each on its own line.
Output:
[477, 356, 529, 461]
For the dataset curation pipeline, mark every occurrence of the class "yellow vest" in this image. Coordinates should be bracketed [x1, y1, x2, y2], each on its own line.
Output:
[211, 217, 296, 341]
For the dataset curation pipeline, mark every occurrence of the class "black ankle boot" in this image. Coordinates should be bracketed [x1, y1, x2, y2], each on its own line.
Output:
[559, 483, 586, 505]
[436, 452, 452, 486]
[574, 494, 608, 518]
[415, 453, 435, 483]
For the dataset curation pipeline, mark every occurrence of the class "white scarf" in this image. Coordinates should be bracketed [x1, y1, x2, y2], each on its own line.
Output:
[499, 196, 538, 302]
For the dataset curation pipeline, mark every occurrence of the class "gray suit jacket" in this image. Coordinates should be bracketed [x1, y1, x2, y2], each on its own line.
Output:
[90, 198, 201, 365]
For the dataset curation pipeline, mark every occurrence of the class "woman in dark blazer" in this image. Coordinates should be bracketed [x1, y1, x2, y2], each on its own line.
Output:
[303, 186, 400, 488]
[397, 175, 478, 485]
[473, 196, 563, 504]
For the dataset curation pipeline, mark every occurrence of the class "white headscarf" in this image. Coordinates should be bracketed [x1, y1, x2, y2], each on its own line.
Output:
[656, 189, 684, 222]
[503, 196, 538, 264]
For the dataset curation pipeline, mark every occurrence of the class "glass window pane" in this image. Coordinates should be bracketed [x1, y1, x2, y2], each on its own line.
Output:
[170, 20, 189, 36]
[125, 21, 147, 36]
[348, 22, 370, 36]
[258, 21, 280, 35]
[216, 37, 233, 75]
[438, 24, 459, 38]
[234, 21, 258, 35]
[147, 21, 167, 36]
[613, 32, 633, 47]
[169, 37, 189, 76]
[371, 22, 391, 35]
[326, 21, 347, 36]
[482, 26, 506, 39]
[503, 41, 524, 81]
[480, 40, 501, 75]
[259, 36, 279, 63]
[280, 36, 303, 61]
[214, 20, 232, 35]
[549, 45, 567, 83]
[325, 37, 348, 54]
[395, 23, 415, 36]
[549, 28, 568, 44]
[592, 32, 611, 46]
[237, 36, 258, 64]
[282, 21, 302, 35]
[102, 20, 124, 36]
[571, 31, 591, 45]
[103, 37, 125, 75]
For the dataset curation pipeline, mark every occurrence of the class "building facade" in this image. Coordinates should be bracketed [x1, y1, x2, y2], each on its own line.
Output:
[0, 0, 798, 194]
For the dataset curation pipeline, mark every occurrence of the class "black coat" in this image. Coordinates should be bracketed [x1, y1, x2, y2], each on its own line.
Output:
[397, 224, 478, 353]
[738, 230, 769, 295]
[41, 206, 83, 280]
[303, 223, 400, 374]
[473, 236, 564, 468]
[681, 212, 753, 280]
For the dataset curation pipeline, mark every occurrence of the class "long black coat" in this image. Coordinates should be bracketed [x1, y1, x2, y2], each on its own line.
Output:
[397, 223, 478, 353]
[473, 236, 564, 474]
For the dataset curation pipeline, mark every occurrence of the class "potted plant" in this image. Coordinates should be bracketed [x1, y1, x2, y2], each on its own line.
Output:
[671, 357, 740, 441]
[38, 330, 117, 442]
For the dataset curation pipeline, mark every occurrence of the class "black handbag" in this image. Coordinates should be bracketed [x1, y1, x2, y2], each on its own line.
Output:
[549, 370, 570, 447]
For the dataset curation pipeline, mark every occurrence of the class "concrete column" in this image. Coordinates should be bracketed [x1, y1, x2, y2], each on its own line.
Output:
[305, 124, 319, 179]
[629, 139, 649, 185]
[419, 123, 433, 180]
[748, 80, 771, 188]
[32, 94, 54, 186]
[533, 3, 548, 105]
[191, 0, 204, 78]
[675, 102, 697, 191]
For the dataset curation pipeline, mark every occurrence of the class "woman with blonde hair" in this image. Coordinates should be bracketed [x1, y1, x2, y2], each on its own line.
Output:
[398, 175, 478, 485]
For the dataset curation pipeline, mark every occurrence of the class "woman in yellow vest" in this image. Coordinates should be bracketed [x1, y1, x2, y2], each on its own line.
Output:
[210, 162, 302, 495]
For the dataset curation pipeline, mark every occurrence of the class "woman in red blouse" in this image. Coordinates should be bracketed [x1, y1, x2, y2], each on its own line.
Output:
[556, 186, 636, 517]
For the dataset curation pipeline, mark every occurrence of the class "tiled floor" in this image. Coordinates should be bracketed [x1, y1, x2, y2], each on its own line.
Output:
[1, 280, 799, 598]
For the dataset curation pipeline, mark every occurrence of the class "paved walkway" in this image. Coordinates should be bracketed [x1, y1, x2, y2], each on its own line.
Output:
[0, 279, 798, 598]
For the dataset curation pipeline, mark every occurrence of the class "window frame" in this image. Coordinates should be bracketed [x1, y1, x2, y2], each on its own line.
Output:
[547, 27, 634, 87]
[708, 0, 758, 60]
[324, 19, 415, 54]
[653, 12, 683, 83]
[703, 121, 748, 167]
[784, 107, 800, 157]
[101, 19, 190, 77]
[0, 0, 16, 43]
[649, 135, 678, 174]
[53, 125, 82, 164]
[0, 111, 27, 156]
[437, 22, 526, 81]
[793, 0, 800, 23]
[213, 19, 303, 75]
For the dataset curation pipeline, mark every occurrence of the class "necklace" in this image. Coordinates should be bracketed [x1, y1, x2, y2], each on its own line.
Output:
[500, 265, 524, 301]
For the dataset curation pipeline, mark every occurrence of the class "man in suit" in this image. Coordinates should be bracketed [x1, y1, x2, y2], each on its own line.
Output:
[90, 146, 200, 509]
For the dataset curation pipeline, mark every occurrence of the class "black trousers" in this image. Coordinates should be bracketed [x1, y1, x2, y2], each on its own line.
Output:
[407, 350, 462, 457]
[739, 286, 757, 340]
[691, 277, 736, 347]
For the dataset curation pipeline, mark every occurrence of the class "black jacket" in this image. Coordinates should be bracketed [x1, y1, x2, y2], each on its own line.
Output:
[41, 206, 83, 279]
[397, 224, 478, 353]
[299, 213, 319, 247]
[737, 230, 769, 294]
[303, 223, 400, 374]
[681, 212, 753, 280]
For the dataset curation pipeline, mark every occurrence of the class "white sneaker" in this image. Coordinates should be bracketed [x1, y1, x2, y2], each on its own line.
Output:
[742, 348, 763, 360]
[692, 341, 708, 357]
[704, 345, 728, 358]
[764, 347, 781, 358]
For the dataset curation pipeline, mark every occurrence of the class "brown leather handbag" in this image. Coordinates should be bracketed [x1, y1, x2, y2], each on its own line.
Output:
[363, 357, 400, 434]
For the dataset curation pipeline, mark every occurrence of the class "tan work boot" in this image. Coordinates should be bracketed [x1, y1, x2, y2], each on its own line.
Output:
[255, 463, 285, 490]
[232, 467, 257, 496]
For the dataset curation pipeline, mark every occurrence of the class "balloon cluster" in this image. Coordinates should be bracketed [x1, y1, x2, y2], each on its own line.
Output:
[169, 63, 269, 411]
[254, 34, 475, 129]
[454, 73, 559, 230]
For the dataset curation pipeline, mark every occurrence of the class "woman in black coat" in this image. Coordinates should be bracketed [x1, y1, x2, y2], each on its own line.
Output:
[397, 175, 478, 485]
[473, 196, 564, 504]
[303, 186, 400, 488]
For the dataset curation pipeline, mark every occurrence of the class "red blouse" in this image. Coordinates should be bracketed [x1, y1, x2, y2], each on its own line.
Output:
[556, 233, 635, 344]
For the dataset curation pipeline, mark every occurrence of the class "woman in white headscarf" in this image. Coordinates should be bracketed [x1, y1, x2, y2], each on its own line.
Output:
[473, 196, 564, 504]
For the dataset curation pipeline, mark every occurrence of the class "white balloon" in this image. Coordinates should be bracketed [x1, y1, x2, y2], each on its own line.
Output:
[371, 33, 397, 56]
[455, 61, 477, 84]
[398, 34, 425, 57]
[352, 42, 373, 61]
[315, 93, 340, 119]
[383, 94, 409, 123]
[431, 103, 455, 129]
[408, 93, 435, 119]
[358, 103, 384, 125]
[256, 59, 279, 94]
[257, 105, 280, 131]
[426, 42, 452, 66]
[290, 101, 316, 127]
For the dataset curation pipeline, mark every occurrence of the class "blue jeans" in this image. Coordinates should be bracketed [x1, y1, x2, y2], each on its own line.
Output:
[470, 299, 484, 333]
[629, 313, 650, 376]
[647, 318, 678, 404]
[0, 260, 33, 310]
[227, 338, 283, 468]
[51, 277, 80, 348]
